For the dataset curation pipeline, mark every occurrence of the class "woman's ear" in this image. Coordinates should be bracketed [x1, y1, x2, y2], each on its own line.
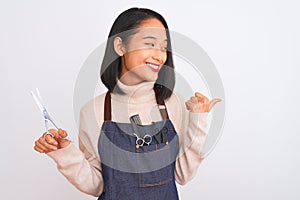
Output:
[114, 37, 126, 56]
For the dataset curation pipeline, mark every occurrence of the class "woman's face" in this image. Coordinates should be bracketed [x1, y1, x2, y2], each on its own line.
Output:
[119, 18, 168, 85]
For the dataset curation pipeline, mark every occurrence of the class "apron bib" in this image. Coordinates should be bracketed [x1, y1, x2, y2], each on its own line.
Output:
[98, 92, 179, 200]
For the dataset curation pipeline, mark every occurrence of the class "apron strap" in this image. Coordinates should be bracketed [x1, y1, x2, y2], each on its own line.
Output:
[156, 100, 169, 120]
[103, 91, 170, 121]
[104, 91, 111, 121]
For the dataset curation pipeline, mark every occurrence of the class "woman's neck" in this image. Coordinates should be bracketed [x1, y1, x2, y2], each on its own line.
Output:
[112, 79, 156, 104]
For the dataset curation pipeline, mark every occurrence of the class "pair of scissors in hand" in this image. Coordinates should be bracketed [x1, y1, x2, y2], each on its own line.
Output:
[30, 88, 60, 140]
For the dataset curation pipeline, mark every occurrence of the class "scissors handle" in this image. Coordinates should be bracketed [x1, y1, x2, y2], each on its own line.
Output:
[44, 119, 55, 138]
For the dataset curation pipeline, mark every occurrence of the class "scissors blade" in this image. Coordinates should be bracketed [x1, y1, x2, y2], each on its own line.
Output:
[47, 115, 59, 129]
[30, 90, 45, 113]
[31, 88, 59, 130]
[35, 88, 47, 110]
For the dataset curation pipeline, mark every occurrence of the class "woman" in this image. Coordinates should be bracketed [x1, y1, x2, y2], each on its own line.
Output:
[34, 7, 221, 199]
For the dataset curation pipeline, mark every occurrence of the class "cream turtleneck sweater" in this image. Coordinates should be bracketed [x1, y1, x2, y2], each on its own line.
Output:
[47, 80, 209, 197]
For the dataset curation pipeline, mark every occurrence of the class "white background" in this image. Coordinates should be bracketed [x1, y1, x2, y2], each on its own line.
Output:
[1, 0, 299, 199]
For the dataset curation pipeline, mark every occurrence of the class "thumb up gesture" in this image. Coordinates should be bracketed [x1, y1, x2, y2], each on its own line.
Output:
[185, 92, 222, 113]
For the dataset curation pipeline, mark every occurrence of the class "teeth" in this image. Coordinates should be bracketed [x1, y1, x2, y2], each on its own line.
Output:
[147, 63, 159, 69]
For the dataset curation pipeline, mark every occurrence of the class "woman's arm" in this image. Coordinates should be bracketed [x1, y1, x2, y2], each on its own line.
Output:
[46, 102, 105, 197]
[174, 111, 209, 185]
[166, 92, 218, 185]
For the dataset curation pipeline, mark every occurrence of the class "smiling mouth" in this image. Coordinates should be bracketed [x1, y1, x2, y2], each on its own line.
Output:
[146, 62, 160, 72]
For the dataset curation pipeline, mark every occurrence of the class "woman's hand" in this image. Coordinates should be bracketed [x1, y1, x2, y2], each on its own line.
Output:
[185, 92, 222, 113]
[34, 128, 70, 153]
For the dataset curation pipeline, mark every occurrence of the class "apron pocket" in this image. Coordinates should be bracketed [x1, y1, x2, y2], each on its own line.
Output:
[136, 142, 174, 187]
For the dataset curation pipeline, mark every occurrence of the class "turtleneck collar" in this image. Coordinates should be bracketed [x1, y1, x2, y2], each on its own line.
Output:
[111, 80, 156, 104]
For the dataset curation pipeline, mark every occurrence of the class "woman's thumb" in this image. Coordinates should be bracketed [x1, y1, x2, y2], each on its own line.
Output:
[57, 128, 70, 148]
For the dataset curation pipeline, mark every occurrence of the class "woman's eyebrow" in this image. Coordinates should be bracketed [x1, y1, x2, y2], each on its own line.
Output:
[142, 36, 168, 42]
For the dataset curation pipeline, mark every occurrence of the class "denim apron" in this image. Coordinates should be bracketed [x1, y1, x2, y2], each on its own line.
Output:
[98, 92, 179, 200]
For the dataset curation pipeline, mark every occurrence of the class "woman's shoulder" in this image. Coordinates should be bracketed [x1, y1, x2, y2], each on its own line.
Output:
[80, 92, 108, 116]
[164, 92, 187, 132]
[165, 92, 183, 107]
[165, 92, 186, 115]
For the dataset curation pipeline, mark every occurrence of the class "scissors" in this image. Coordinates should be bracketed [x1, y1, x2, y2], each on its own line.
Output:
[30, 88, 59, 140]
[129, 115, 152, 148]
[133, 133, 152, 148]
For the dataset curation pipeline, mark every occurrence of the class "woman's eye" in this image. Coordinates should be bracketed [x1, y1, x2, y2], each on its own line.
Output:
[145, 43, 155, 47]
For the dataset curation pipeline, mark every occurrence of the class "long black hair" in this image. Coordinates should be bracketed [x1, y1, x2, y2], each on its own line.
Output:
[100, 7, 175, 103]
